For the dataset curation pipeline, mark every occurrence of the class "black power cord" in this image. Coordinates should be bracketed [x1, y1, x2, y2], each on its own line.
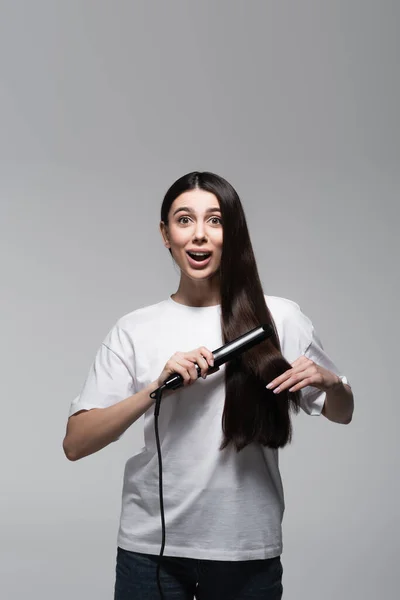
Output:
[148, 323, 274, 598]
[150, 369, 220, 597]
[152, 387, 167, 599]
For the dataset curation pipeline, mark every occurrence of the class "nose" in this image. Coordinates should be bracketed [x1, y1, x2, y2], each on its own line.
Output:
[193, 223, 208, 241]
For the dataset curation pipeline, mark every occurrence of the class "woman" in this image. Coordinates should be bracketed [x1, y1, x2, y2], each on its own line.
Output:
[63, 171, 354, 599]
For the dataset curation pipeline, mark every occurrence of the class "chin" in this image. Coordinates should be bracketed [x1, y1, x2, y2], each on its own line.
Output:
[188, 268, 220, 279]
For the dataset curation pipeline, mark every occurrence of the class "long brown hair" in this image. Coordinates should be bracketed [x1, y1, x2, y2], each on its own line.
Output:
[161, 171, 301, 452]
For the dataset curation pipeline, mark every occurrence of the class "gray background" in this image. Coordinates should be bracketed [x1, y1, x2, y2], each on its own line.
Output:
[1, 1, 398, 598]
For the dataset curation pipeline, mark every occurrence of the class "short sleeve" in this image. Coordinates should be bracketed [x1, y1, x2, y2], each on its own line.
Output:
[68, 322, 137, 443]
[279, 300, 351, 416]
[301, 325, 351, 416]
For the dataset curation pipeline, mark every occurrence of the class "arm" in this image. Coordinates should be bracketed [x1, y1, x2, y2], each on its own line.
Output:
[63, 379, 161, 461]
[322, 379, 354, 424]
[266, 359, 354, 424]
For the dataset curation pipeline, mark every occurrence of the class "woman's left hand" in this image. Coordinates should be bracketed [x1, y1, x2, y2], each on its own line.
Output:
[266, 355, 341, 394]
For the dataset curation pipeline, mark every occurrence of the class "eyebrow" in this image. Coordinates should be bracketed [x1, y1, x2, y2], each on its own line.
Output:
[172, 206, 221, 216]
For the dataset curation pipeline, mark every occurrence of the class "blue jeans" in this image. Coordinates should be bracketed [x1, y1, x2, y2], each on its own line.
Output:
[114, 546, 283, 600]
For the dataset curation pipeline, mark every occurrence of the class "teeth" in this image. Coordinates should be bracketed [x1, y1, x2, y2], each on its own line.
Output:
[188, 252, 210, 257]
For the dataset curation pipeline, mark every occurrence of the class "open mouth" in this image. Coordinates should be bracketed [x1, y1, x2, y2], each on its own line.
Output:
[187, 251, 212, 261]
[186, 251, 212, 267]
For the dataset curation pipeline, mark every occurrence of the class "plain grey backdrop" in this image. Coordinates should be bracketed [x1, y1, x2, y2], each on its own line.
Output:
[1, 1, 398, 598]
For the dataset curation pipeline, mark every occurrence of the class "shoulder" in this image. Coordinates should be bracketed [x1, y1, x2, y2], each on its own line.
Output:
[117, 298, 168, 329]
[264, 294, 314, 357]
[264, 294, 303, 324]
[102, 298, 169, 352]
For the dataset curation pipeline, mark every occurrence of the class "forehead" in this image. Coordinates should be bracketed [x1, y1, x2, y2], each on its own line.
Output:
[170, 189, 220, 213]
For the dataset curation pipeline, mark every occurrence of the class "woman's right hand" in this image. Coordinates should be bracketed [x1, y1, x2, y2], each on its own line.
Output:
[156, 347, 215, 388]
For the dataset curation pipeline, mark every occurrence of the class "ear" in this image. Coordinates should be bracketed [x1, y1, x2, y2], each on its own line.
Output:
[159, 221, 170, 248]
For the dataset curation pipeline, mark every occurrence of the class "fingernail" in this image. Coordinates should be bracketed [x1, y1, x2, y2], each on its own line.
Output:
[273, 387, 281, 394]
[266, 383, 273, 389]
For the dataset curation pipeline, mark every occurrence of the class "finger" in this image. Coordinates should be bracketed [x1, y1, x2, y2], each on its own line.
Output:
[196, 354, 210, 378]
[288, 368, 323, 392]
[170, 360, 192, 385]
[273, 368, 317, 393]
[290, 356, 309, 367]
[266, 368, 295, 389]
[191, 348, 214, 372]
[174, 358, 203, 385]
[288, 376, 315, 392]
[180, 358, 200, 383]
[200, 347, 215, 368]
[266, 364, 309, 391]
[185, 350, 213, 378]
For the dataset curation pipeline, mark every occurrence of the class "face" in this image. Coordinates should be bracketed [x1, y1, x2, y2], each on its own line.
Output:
[160, 189, 223, 279]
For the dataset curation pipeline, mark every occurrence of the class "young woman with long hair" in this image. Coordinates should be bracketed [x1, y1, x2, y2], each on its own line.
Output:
[63, 171, 353, 599]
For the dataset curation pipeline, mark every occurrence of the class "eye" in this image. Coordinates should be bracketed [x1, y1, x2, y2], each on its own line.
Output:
[177, 216, 222, 225]
[177, 216, 190, 224]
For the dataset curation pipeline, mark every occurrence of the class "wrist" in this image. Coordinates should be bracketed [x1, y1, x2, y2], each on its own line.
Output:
[330, 374, 348, 392]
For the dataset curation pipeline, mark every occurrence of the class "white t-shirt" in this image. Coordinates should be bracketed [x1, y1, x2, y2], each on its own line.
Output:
[68, 294, 350, 561]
